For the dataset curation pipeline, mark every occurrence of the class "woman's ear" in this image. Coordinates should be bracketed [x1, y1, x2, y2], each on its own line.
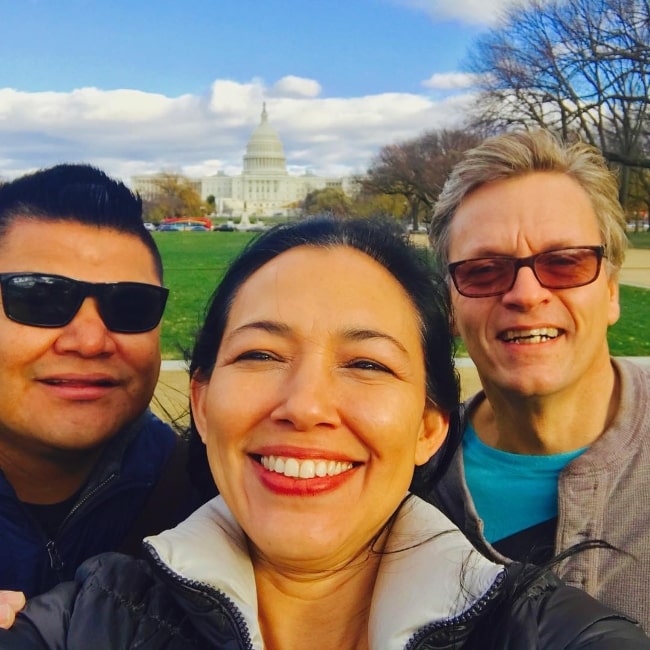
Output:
[190, 374, 210, 445]
[414, 406, 450, 466]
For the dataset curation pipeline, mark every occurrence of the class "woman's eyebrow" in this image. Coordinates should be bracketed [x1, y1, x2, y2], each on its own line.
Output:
[226, 320, 292, 340]
[225, 322, 409, 354]
[341, 327, 408, 353]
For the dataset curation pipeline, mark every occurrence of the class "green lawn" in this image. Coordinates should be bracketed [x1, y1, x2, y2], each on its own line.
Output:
[609, 285, 650, 355]
[155, 231, 650, 359]
[154, 231, 255, 359]
[628, 231, 650, 249]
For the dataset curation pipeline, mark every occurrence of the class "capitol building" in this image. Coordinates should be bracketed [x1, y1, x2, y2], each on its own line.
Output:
[132, 104, 361, 218]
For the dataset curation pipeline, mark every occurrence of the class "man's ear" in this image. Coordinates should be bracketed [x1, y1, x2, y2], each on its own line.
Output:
[414, 406, 450, 466]
[190, 375, 210, 445]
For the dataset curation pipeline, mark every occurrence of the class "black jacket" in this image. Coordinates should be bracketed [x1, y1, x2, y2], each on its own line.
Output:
[1, 496, 647, 649]
[0, 411, 189, 598]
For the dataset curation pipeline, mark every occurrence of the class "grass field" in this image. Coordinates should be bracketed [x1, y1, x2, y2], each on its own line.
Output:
[154, 231, 650, 359]
[628, 231, 650, 249]
[609, 285, 650, 355]
[155, 231, 256, 359]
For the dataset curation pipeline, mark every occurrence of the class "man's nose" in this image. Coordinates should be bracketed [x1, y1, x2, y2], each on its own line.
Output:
[52, 298, 116, 356]
[502, 266, 553, 308]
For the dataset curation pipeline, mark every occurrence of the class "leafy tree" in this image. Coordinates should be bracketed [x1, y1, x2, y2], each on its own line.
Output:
[142, 173, 203, 222]
[467, 0, 650, 202]
[302, 187, 351, 217]
[206, 194, 216, 214]
[364, 129, 481, 230]
[352, 191, 408, 220]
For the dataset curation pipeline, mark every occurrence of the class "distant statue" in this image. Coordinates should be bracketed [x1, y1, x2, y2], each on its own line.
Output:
[237, 213, 252, 230]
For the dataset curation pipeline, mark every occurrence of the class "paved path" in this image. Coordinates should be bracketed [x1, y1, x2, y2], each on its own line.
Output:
[152, 248, 650, 427]
[619, 248, 650, 288]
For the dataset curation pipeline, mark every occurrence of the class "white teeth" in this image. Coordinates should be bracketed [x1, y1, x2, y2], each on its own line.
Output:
[299, 460, 315, 479]
[260, 455, 353, 479]
[284, 458, 299, 477]
[502, 327, 560, 344]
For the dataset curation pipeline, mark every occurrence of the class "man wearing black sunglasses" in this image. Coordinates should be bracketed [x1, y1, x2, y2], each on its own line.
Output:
[0, 164, 191, 623]
[421, 130, 650, 631]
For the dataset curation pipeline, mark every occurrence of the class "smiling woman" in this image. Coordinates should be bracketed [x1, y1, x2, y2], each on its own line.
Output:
[1, 216, 648, 649]
[191, 244, 448, 571]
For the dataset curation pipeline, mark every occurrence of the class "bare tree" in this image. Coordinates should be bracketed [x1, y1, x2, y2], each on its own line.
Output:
[626, 167, 650, 229]
[364, 129, 481, 230]
[467, 0, 650, 202]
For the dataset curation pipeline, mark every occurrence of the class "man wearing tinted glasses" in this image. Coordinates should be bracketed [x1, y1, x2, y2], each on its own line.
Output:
[423, 130, 650, 631]
[0, 164, 189, 622]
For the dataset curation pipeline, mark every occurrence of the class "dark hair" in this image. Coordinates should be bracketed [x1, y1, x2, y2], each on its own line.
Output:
[0, 163, 163, 280]
[188, 215, 462, 500]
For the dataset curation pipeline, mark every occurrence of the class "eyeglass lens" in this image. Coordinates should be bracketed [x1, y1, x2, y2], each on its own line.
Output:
[0, 273, 168, 333]
[450, 247, 604, 298]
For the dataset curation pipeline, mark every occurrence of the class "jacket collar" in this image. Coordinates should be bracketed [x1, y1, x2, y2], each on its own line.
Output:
[145, 495, 504, 650]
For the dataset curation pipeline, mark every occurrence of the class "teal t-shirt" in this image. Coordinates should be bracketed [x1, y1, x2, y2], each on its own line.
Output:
[463, 423, 587, 543]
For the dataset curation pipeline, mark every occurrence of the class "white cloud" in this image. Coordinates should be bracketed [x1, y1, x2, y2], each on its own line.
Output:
[388, 0, 524, 25]
[0, 77, 476, 183]
[270, 76, 322, 98]
[0, 87, 186, 126]
[207, 80, 265, 125]
[421, 72, 483, 90]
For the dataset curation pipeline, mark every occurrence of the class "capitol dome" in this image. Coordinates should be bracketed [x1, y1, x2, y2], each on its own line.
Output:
[243, 103, 288, 176]
[133, 101, 357, 220]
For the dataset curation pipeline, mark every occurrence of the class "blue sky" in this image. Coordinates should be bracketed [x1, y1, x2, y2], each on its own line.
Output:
[0, 0, 512, 183]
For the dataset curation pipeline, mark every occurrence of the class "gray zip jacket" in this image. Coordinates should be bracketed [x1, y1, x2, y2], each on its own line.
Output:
[432, 358, 650, 632]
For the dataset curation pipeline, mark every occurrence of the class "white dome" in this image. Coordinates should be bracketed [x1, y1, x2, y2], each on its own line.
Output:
[243, 104, 288, 176]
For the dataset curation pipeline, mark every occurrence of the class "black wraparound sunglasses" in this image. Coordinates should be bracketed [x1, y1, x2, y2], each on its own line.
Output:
[0, 273, 169, 333]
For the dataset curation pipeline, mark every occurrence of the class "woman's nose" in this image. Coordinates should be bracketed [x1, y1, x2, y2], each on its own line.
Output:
[270, 358, 341, 430]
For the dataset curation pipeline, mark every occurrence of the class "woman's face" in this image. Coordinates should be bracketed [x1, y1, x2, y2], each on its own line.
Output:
[191, 245, 448, 570]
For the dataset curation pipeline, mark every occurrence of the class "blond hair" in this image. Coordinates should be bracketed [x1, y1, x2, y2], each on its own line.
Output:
[429, 129, 627, 274]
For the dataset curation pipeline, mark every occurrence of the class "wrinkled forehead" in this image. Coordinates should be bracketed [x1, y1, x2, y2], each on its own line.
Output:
[449, 173, 601, 259]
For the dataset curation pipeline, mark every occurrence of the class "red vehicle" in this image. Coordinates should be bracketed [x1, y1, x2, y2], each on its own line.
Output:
[160, 217, 212, 231]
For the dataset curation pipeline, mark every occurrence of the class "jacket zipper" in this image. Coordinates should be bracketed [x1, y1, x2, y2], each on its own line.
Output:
[148, 544, 255, 650]
[45, 472, 118, 572]
[46, 540, 64, 572]
[404, 569, 506, 650]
